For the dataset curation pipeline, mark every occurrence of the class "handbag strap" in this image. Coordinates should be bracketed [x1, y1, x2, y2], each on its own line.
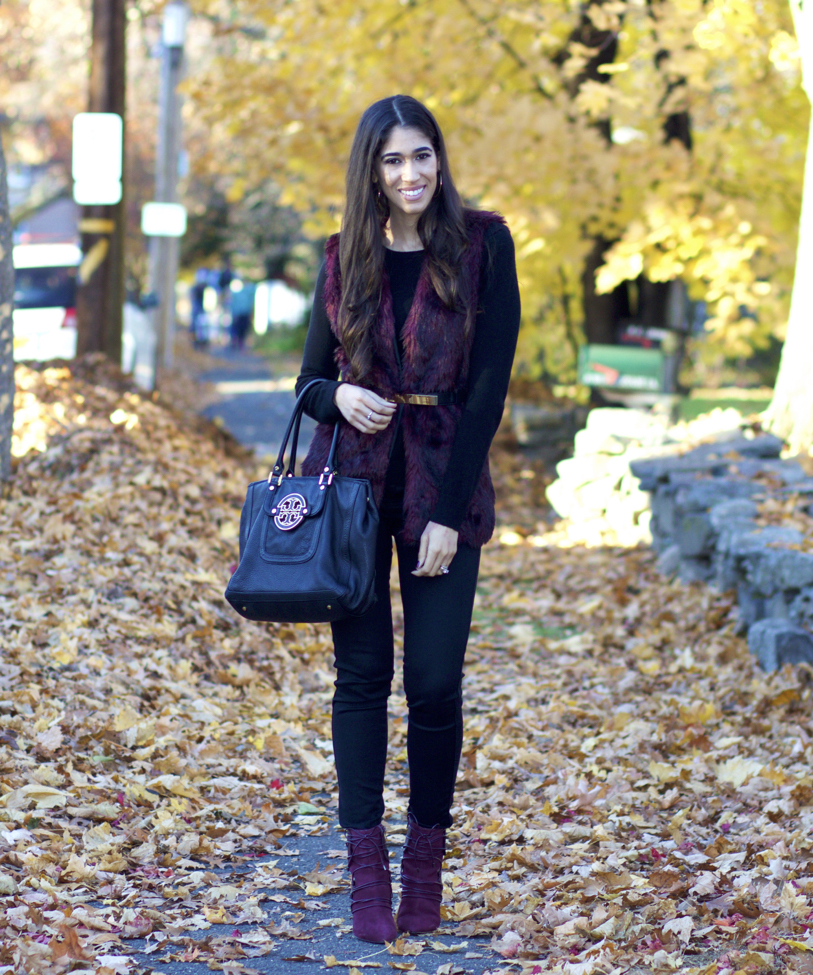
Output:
[269, 379, 341, 485]
[286, 403, 343, 478]
[286, 406, 305, 477]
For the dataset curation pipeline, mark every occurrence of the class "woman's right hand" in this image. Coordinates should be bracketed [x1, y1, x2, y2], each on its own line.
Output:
[334, 384, 396, 435]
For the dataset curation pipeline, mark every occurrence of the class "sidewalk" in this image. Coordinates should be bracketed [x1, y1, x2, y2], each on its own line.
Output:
[130, 826, 500, 975]
[193, 344, 315, 462]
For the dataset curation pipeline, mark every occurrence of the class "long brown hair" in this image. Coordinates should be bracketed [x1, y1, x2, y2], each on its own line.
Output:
[338, 95, 472, 382]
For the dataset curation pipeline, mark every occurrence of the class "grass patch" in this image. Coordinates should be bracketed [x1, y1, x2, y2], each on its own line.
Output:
[677, 387, 773, 423]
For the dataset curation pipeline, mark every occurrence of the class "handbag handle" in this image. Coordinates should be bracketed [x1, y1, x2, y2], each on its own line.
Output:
[286, 405, 305, 477]
[269, 379, 340, 486]
[286, 376, 335, 474]
[285, 401, 341, 478]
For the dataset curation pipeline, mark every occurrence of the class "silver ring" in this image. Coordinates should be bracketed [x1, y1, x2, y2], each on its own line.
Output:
[440, 565, 450, 575]
[366, 411, 373, 421]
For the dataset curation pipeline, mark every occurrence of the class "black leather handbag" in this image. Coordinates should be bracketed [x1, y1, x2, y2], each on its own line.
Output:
[225, 380, 379, 623]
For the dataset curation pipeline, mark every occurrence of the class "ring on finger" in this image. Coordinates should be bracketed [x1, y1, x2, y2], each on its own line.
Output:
[440, 565, 450, 575]
[366, 411, 373, 421]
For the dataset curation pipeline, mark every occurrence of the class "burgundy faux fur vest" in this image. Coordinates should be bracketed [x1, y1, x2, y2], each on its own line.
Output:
[302, 209, 505, 547]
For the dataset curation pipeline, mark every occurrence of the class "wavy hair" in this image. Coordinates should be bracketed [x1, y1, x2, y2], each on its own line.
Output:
[338, 95, 472, 383]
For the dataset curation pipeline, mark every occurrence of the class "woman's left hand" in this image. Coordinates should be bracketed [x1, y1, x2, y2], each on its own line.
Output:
[412, 521, 459, 577]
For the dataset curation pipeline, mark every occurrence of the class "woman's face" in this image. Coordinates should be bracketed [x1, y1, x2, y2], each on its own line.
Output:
[374, 126, 439, 218]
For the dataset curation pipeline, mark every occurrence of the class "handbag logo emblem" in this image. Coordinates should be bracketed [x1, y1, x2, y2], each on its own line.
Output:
[274, 493, 308, 531]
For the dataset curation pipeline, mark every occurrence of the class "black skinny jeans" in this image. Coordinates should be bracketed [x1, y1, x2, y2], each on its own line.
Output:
[330, 488, 480, 831]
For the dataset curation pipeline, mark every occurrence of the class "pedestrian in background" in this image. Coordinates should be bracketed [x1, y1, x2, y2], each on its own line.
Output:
[189, 269, 209, 349]
[217, 258, 233, 307]
[229, 279, 256, 349]
[295, 94, 520, 943]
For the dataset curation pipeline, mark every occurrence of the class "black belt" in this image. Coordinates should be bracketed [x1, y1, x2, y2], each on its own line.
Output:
[389, 391, 465, 406]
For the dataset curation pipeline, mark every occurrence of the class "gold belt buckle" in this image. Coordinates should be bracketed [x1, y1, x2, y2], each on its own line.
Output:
[395, 393, 438, 406]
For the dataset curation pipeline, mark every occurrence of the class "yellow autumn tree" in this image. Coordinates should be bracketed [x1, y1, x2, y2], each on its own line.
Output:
[188, 0, 805, 382]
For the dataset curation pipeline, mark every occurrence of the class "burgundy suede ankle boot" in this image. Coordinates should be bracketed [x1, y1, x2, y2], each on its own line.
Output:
[345, 824, 397, 944]
[395, 812, 446, 935]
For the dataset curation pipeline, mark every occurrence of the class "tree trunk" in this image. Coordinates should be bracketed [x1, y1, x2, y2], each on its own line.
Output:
[557, 3, 620, 342]
[764, 6, 812, 453]
[75, 0, 126, 363]
[764, 114, 813, 453]
[0, 132, 14, 481]
[581, 237, 618, 344]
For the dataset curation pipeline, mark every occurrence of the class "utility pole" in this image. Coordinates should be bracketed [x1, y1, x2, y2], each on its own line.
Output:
[75, 0, 126, 362]
[148, 1, 188, 373]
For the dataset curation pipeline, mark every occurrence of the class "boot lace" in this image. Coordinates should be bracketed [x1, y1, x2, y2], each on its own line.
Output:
[347, 827, 391, 911]
[401, 825, 444, 902]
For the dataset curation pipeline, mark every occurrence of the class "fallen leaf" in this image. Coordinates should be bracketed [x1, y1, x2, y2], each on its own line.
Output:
[324, 957, 383, 969]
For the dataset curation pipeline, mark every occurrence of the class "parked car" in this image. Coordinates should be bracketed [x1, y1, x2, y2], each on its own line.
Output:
[12, 243, 156, 388]
[13, 243, 80, 361]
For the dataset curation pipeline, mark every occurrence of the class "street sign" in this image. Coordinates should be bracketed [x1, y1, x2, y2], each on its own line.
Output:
[72, 113, 123, 206]
[141, 202, 187, 237]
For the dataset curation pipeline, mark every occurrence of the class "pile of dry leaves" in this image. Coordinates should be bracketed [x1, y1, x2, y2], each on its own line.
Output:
[1, 358, 812, 975]
[3, 360, 337, 973]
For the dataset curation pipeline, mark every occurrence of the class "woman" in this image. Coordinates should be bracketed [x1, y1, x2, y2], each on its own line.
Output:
[296, 95, 520, 944]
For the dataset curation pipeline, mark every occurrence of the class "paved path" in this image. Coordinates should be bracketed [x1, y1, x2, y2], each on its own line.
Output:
[127, 825, 497, 975]
[197, 345, 315, 462]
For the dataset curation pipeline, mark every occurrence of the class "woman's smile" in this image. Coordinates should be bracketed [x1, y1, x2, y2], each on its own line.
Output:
[400, 185, 427, 202]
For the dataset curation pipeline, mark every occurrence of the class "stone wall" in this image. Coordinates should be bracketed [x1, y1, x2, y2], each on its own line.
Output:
[545, 407, 813, 670]
[544, 406, 746, 547]
[510, 401, 590, 465]
[631, 438, 813, 671]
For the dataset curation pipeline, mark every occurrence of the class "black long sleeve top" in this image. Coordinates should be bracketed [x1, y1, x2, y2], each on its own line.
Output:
[296, 220, 521, 531]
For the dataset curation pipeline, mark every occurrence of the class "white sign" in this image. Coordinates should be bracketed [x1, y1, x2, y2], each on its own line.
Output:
[162, 1, 189, 47]
[141, 202, 187, 237]
[72, 113, 123, 206]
